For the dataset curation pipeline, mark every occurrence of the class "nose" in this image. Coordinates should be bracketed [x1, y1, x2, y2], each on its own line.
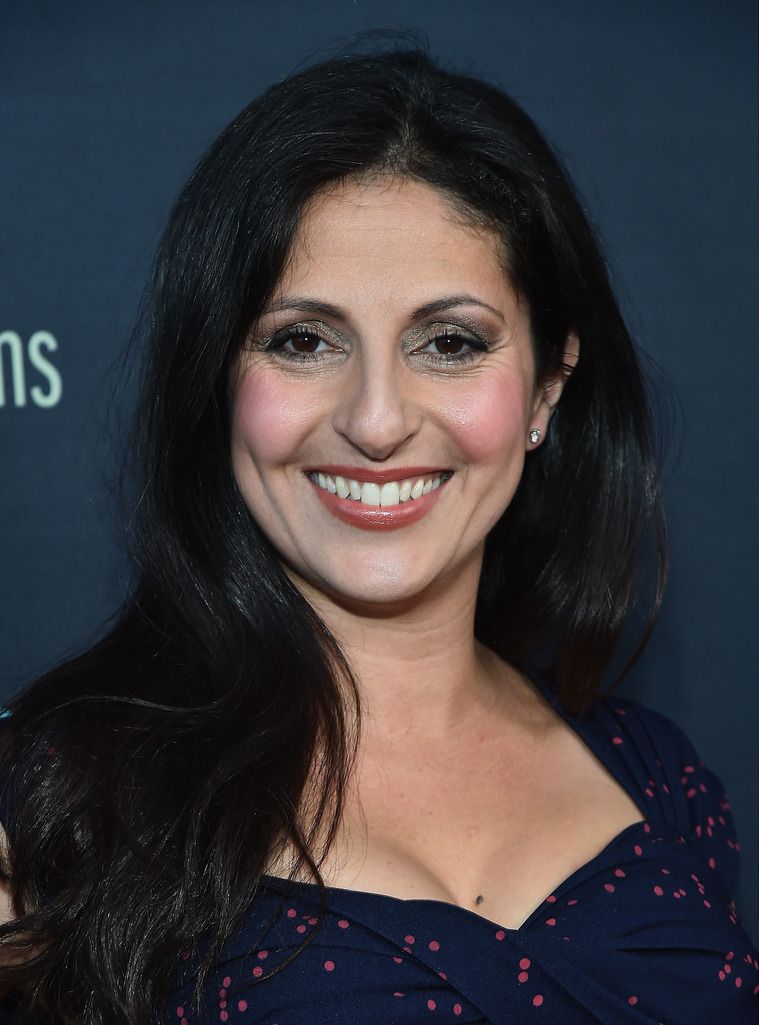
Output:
[331, 346, 422, 461]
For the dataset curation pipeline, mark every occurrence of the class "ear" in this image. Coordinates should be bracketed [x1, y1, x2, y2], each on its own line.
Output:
[527, 333, 580, 448]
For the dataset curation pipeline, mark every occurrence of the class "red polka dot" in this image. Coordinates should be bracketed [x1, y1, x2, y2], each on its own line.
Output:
[338, 919, 349, 929]
[633, 844, 643, 856]
[495, 929, 506, 941]
[661, 868, 670, 875]
[223, 977, 232, 988]
[324, 960, 335, 972]
[718, 970, 725, 981]
[453, 1004, 462, 1016]
[532, 994, 544, 1007]
[219, 1000, 227, 1009]
[604, 883, 615, 893]
[545, 917, 556, 926]
[703, 900, 712, 908]
[176, 1010, 185, 1019]
[627, 995, 638, 1006]
[643, 823, 651, 833]
[252, 966, 263, 978]
[237, 1001, 248, 1012]
[286, 908, 296, 918]
[546, 894, 557, 903]
[220, 1013, 228, 1023]
[612, 736, 623, 745]
[735, 977, 742, 988]
[518, 971, 529, 983]
[428, 940, 440, 951]
[724, 964, 731, 975]
[726, 951, 734, 960]
[308, 917, 318, 925]
[519, 957, 531, 969]
[427, 999, 437, 1010]
[296, 924, 306, 933]
[708, 857, 716, 869]
[404, 934, 415, 945]
[393, 991, 404, 998]
[257, 950, 268, 960]
[653, 885, 664, 896]
[393, 956, 403, 964]
[567, 898, 579, 906]
[614, 868, 626, 877]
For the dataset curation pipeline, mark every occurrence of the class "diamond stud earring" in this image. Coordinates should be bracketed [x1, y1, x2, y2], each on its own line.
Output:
[529, 428, 541, 444]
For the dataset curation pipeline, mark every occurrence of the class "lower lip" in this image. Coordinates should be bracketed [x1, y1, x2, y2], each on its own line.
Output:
[307, 477, 448, 531]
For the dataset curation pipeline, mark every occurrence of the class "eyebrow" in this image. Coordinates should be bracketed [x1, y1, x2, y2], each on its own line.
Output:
[261, 294, 506, 323]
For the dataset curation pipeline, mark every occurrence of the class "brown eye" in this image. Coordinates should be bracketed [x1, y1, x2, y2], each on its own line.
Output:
[432, 334, 466, 355]
[288, 331, 323, 353]
[263, 326, 334, 359]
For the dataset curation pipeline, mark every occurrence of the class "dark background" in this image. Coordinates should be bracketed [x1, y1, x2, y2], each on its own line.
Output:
[1, 1, 756, 939]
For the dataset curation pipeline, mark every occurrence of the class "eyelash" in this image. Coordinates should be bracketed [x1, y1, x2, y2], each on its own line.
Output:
[261, 325, 490, 365]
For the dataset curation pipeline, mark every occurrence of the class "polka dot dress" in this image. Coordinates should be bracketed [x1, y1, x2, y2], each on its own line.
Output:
[171, 682, 758, 1023]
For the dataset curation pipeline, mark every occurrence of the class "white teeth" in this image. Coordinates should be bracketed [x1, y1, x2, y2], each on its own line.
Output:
[379, 482, 400, 507]
[310, 472, 449, 506]
[361, 482, 381, 506]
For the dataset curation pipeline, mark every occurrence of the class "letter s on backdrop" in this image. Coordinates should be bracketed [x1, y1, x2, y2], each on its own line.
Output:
[27, 331, 62, 408]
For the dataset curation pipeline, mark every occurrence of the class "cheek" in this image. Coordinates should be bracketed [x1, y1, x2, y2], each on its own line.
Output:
[231, 366, 320, 469]
[440, 375, 531, 466]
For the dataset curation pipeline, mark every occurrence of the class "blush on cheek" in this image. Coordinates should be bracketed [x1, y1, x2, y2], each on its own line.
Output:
[442, 378, 529, 464]
[231, 366, 318, 465]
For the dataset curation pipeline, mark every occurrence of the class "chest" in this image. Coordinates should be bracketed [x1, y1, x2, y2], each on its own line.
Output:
[320, 718, 645, 929]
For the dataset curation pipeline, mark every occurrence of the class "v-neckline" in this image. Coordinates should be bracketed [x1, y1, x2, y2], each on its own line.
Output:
[262, 818, 650, 936]
[262, 673, 651, 935]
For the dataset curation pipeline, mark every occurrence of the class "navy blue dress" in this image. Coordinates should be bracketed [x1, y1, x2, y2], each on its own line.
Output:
[170, 681, 759, 1024]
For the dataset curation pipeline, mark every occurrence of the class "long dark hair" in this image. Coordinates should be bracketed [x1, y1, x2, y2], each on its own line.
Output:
[0, 46, 666, 1024]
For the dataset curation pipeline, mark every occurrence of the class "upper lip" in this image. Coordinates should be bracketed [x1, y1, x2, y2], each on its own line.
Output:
[305, 465, 451, 485]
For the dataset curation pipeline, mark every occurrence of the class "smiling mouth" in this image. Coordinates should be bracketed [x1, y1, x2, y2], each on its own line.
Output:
[306, 470, 453, 507]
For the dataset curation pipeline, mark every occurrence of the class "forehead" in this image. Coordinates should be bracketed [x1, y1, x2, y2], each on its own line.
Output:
[277, 177, 516, 310]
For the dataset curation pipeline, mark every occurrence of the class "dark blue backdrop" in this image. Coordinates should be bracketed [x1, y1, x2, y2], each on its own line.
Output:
[1, 1, 756, 938]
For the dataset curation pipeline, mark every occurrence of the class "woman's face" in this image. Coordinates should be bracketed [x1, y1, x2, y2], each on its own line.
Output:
[231, 177, 559, 610]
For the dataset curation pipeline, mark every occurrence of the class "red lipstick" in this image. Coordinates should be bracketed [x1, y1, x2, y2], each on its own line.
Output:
[306, 469, 451, 531]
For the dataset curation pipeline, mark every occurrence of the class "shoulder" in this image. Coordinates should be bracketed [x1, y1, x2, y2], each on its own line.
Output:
[596, 693, 742, 899]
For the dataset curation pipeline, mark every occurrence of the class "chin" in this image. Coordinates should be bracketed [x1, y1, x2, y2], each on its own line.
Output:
[288, 546, 472, 615]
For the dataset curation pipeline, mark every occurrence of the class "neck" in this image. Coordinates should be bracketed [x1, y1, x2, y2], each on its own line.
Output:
[290, 551, 514, 741]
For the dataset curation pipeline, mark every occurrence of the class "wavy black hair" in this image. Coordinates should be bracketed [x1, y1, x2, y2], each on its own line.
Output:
[0, 46, 666, 1024]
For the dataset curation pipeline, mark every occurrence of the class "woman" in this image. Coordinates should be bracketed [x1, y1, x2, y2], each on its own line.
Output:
[0, 47, 756, 1024]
